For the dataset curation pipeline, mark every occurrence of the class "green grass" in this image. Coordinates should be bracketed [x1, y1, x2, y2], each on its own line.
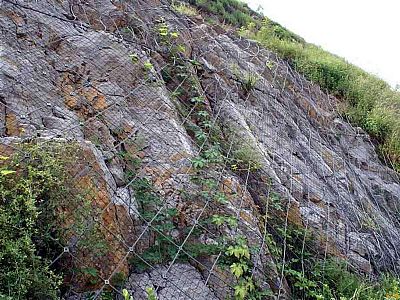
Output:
[267, 219, 400, 300]
[172, 1, 199, 16]
[188, 0, 254, 26]
[298, 258, 400, 300]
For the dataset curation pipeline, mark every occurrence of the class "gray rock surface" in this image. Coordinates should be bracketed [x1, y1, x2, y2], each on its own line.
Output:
[126, 264, 218, 300]
[0, 0, 399, 299]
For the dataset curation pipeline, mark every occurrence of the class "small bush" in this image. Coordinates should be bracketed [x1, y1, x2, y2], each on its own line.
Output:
[267, 218, 400, 300]
[0, 142, 111, 298]
[0, 144, 70, 299]
[306, 259, 400, 300]
[231, 143, 262, 171]
[231, 64, 259, 94]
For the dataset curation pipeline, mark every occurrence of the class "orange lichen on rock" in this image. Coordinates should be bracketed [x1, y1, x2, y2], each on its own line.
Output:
[59, 145, 134, 290]
[7, 11, 24, 25]
[286, 199, 303, 226]
[84, 87, 108, 110]
[59, 73, 108, 117]
[5, 113, 20, 136]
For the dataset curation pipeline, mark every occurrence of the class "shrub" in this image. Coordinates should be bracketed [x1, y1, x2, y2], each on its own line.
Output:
[265, 217, 400, 300]
[231, 142, 262, 171]
[307, 259, 400, 300]
[0, 141, 110, 298]
[0, 144, 69, 299]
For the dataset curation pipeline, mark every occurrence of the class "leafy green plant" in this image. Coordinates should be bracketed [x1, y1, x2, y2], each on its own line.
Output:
[0, 142, 116, 298]
[293, 259, 400, 300]
[0, 144, 76, 299]
[214, 192, 229, 204]
[269, 191, 283, 211]
[0, 155, 15, 176]
[234, 277, 255, 299]
[170, 31, 179, 39]
[158, 23, 169, 37]
[262, 208, 400, 300]
[222, 130, 263, 172]
[156, 21, 182, 48]
[182, 242, 221, 258]
[194, 129, 208, 143]
[128, 178, 185, 271]
[265, 60, 275, 69]
[226, 240, 250, 260]
[231, 64, 259, 94]
[129, 53, 139, 63]
[196, 110, 209, 119]
[211, 215, 238, 227]
[146, 287, 157, 300]
[191, 96, 205, 104]
[79, 267, 100, 286]
[143, 61, 154, 71]
[225, 239, 253, 300]
[176, 44, 186, 53]
[230, 262, 249, 278]
[191, 156, 207, 169]
[231, 142, 262, 171]
[203, 146, 222, 162]
[221, 237, 272, 299]
[110, 272, 127, 288]
[129, 19, 230, 275]
[122, 289, 134, 300]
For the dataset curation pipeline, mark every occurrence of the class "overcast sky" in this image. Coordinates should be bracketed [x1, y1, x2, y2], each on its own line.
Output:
[244, 0, 400, 88]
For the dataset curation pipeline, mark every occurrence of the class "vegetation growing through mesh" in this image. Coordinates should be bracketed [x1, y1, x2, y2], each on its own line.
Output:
[172, 1, 198, 16]
[258, 191, 400, 300]
[150, 20, 276, 298]
[186, 0, 254, 26]
[0, 148, 62, 299]
[3, 3, 399, 299]
[0, 142, 112, 299]
[187, 0, 400, 170]
[151, 17, 400, 299]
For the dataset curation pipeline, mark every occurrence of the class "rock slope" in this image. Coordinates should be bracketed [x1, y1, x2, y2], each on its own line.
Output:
[1, 0, 399, 299]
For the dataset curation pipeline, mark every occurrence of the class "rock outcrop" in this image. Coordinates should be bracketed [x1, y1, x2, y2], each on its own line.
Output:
[1, 0, 399, 299]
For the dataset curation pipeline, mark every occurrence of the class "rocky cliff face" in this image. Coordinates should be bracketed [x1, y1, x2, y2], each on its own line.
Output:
[1, 0, 399, 299]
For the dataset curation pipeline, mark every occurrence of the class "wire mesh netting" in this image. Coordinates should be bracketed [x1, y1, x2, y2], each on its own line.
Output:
[1, 0, 400, 299]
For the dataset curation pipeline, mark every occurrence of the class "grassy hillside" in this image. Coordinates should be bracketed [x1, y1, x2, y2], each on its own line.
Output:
[187, 0, 255, 26]
[188, 0, 400, 171]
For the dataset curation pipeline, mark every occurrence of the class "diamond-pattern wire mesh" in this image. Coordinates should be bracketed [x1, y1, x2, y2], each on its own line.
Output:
[1, 0, 400, 299]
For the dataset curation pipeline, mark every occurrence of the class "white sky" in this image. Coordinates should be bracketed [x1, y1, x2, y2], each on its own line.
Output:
[244, 0, 400, 88]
